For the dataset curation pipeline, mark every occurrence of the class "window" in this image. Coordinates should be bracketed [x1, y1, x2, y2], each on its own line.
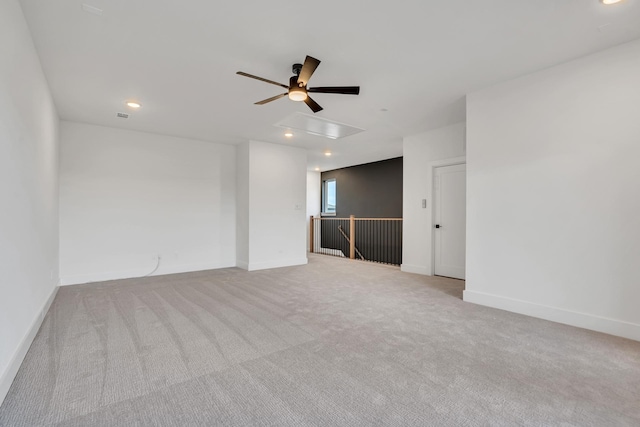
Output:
[322, 179, 336, 215]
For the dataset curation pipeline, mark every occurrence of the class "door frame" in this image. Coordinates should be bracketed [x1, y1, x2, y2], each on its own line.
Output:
[428, 156, 466, 276]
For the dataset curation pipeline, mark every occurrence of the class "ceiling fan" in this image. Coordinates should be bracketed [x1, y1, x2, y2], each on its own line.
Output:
[236, 55, 360, 113]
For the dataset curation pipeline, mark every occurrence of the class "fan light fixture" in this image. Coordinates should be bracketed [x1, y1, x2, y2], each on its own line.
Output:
[600, 0, 623, 4]
[236, 55, 360, 113]
[288, 86, 308, 102]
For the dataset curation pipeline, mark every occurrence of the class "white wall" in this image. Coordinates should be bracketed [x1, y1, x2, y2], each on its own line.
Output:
[236, 142, 250, 267]
[306, 171, 321, 250]
[465, 39, 640, 341]
[59, 122, 236, 284]
[236, 140, 308, 270]
[0, 0, 59, 405]
[402, 123, 466, 275]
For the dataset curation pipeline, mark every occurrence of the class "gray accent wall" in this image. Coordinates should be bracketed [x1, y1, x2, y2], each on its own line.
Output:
[321, 157, 403, 218]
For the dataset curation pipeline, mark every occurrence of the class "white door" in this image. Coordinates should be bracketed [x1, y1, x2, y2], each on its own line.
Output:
[434, 164, 466, 279]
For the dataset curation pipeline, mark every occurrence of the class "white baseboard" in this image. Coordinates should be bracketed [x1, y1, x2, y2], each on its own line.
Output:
[59, 261, 236, 286]
[463, 290, 640, 342]
[401, 264, 431, 276]
[247, 257, 308, 271]
[236, 260, 249, 270]
[0, 285, 59, 406]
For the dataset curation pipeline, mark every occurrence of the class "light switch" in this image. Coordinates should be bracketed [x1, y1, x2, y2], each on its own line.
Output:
[422, 199, 427, 209]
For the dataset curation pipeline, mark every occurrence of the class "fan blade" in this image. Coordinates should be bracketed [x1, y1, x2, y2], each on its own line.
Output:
[297, 56, 321, 87]
[255, 93, 288, 105]
[236, 72, 288, 89]
[304, 96, 323, 113]
[308, 86, 360, 95]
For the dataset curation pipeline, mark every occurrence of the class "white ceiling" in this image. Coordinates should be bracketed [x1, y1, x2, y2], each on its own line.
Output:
[19, 0, 640, 171]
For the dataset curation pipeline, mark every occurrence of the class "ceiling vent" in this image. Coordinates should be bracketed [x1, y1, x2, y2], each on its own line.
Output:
[81, 4, 103, 15]
[274, 113, 364, 140]
[82, 3, 102, 16]
[116, 112, 129, 119]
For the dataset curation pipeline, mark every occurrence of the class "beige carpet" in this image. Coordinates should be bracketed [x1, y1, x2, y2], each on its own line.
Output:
[1, 254, 639, 426]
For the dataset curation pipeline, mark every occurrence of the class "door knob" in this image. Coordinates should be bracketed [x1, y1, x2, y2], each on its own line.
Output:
[435, 224, 441, 229]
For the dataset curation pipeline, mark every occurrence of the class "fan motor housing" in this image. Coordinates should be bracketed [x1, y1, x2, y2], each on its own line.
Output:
[289, 76, 303, 88]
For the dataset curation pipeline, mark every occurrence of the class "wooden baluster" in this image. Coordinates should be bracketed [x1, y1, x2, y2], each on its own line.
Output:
[309, 216, 314, 253]
[349, 215, 355, 260]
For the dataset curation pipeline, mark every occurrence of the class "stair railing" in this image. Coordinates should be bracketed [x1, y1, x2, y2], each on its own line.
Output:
[310, 215, 402, 266]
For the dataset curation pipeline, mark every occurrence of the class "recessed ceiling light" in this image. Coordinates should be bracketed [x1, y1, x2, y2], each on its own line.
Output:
[126, 101, 141, 109]
[284, 132, 293, 138]
[324, 152, 332, 157]
[314, 167, 320, 171]
[600, 0, 623, 4]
